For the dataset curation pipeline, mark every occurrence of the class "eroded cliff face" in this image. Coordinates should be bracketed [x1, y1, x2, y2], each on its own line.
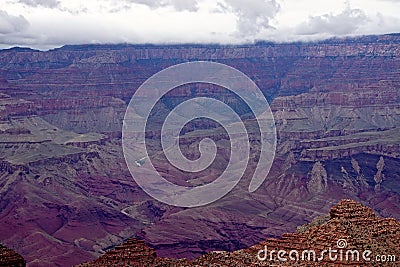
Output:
[1, 34, 399, 134]
[77, 199, 400, 267]
[0, 34, 399, 266]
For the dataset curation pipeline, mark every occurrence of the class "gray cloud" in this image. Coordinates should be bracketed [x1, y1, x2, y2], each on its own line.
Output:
[18, 0, 60, 8]
[0, 10, 30, 34]
[296, 5, 368, 35]
[127, 0, 199, 11]
[0, 10, 34, 48]
[1, 0, 400, 50]
[166, 0, 199, 11]
[219, 0, 280, 37]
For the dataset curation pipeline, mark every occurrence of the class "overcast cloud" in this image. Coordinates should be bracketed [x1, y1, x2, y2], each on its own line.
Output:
[295, 4, 367, 35]
[1, 0, 400, 50]
[126, 0, 200, 11]
[17, 0, 60, 8]
[218, 0, 280, 38]
[0, 10, 29, 34]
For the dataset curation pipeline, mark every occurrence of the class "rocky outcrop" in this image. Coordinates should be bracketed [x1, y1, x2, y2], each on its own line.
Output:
[77, 200, 400, 266]
[77, 238, 189, 267]
[374, 156, 385, 191]
[307, 162, 328, 196]
[0, 244, 25, 266]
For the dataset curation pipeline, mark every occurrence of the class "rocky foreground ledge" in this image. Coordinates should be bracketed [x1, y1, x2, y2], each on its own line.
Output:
[0, 244, 25, 266]
[76, 199, 400, 266]
[1, 199, 398, 266]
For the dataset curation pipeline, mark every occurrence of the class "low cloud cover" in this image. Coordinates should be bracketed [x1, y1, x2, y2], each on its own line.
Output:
[17, 0, 60, 8]
[126, 0, 200, 11]
[0, 10, 29, 34]
[1, 0, 400, 50]
[296, 5, 368, 35]
[219, 0, 280, 38]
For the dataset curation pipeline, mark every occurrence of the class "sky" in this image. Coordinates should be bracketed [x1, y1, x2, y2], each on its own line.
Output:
[1, 0, 400, 50]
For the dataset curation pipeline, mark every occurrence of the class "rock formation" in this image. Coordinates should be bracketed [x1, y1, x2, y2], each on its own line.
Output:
[0, 244, 25, 266]
[77, 199, 400, 266]
[307, 161, 328, 196]
[374, 156, 385, 191]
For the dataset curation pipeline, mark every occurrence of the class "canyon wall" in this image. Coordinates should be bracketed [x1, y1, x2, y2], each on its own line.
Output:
[0, 34, 399, 266]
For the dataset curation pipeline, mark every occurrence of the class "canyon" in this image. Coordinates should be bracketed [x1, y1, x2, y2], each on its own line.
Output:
[0, 34, 399, 266]
[77, 199, 400, 266]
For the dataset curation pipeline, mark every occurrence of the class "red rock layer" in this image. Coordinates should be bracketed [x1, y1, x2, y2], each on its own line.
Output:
[77, 239, 189, 267]
[78, 199, 400, 266]
[0, 244, 25, 266]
